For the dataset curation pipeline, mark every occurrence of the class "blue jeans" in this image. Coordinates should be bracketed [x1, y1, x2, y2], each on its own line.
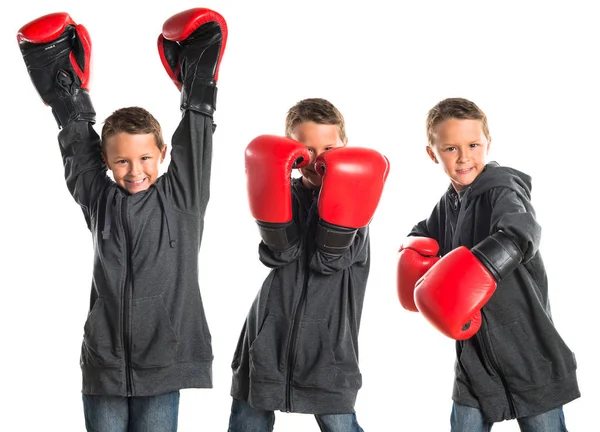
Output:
[82, 391, 180, 432]
[228, 398, 364, 432]
[450, 403, 568, 432]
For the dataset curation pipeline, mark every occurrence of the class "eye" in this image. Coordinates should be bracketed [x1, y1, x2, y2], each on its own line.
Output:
[141, 156, 151, 161]
[116, 159, 128, 164]
[470, 143, 480, 148]
[325, 147, 333, 151]
[307, 148, 315, 153]
[445, 146, 456, 152]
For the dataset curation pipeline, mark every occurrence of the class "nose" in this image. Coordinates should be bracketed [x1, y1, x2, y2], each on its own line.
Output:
[129, 160, 142, 176]
[457, 148, 470, 163]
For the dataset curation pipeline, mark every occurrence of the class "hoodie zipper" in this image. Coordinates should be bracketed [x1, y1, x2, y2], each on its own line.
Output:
[121, 197, 134, 396]
[284, 231, 311, 412]
[479, 310, 517, 418]
[284, 189, 315, 412]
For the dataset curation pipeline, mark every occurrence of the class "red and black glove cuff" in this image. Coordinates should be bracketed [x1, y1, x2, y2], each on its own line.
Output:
[256, 220, 299, 252]
[472, 231, 523, 281]
[315, 219, 357, 255]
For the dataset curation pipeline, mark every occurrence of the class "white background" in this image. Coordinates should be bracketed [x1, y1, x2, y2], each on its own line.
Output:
[2, 0, 598, 430]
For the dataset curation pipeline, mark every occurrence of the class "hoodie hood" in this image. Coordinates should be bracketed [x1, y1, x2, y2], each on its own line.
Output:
[468, 161, 532, 201]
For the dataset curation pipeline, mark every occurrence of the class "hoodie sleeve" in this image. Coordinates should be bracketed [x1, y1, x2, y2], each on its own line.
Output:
[258, 239, 303, 269]
[489, 187, 541, 263]
[408, 196, 445, 243]
[58, 121, 110, 215]
[161, 110, 212, 216]
[410, 219, 433, 238]
[309, 226, 369, 275]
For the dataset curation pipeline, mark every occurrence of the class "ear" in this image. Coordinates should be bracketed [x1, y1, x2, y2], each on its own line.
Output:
[486, 137, 492, 155]
[101, 152, 112, 171]
[342, 137, 348, 147]
[160, 145, 168, 163]
[426, 146, 439, 164]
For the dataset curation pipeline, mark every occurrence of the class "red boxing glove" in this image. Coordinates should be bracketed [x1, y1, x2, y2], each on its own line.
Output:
[414, 246, 496, 340]
[158, 8, 227, 115]
[316, 147, 389, 228]
[17, 12, 95, 127]
[245, 135, 310, 250]
[313, 147, 389, 253]
[397, 237, 440, 312]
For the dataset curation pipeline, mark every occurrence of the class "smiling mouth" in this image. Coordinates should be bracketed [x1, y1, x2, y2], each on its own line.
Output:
[456, 167, 474, 175]
[126, 178, 147, 186]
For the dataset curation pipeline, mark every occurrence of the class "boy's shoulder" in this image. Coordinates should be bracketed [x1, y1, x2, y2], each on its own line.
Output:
[470, 161, 533, 198]
[485, 161, 531, 179]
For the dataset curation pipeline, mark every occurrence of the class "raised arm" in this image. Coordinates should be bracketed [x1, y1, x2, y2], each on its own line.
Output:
[157, 8, 227, 215]
[18, 12, 108, 212]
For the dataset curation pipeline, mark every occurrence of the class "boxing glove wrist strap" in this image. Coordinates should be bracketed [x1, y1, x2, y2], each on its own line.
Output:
[472, 231, 523, 281]
[315, 220, 357, 255]
[181, 82, 217, 116]
[256, 220, 299, 252]
[52, 89, 96, 128]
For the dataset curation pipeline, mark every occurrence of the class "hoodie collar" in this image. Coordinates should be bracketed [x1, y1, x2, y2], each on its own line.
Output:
[101, 184, 176, 248]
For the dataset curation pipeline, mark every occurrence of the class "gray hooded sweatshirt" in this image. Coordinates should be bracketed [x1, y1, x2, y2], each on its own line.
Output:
[58, 111, 213, 396]
[410, 161, 580, 422]
[230, 177, 369, 414]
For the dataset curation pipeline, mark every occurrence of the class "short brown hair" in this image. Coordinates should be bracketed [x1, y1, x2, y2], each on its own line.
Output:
[285, 98, 346, 141]
[101, 107, 165, 151]
[426, 98, 490, 146]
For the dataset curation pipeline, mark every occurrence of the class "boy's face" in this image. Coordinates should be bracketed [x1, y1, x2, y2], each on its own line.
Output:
[427, 118, 490, 192]
[102, 133, 167, 194]
[290, 121, 347, 189]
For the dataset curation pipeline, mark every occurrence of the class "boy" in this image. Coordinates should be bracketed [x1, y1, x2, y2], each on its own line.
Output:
[228, 98, 389, 431]
[396, 97, 580, 430]
[17, 8, 227, 431]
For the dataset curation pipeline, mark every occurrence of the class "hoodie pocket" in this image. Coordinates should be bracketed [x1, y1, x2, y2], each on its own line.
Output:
[231, 321, 247, 369]
[249, 315, 285, 382]
[456, 339, 503, 396]
[331, 320, 362, 390]
[130, 295, 179, 368]
[489, 321, 552, 391]
[82, 297, 122, 368]
[292, 320, 336, 388]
